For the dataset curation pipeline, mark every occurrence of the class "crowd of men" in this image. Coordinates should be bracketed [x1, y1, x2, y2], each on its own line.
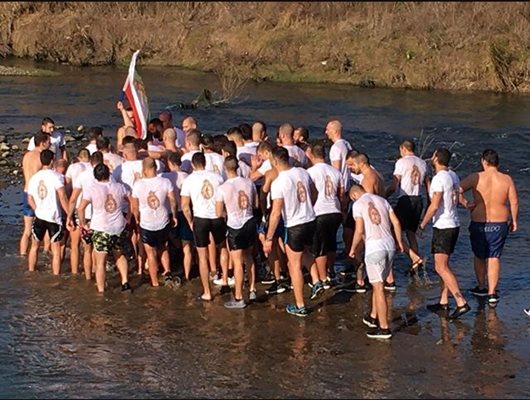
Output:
[20, 105, 519, 340]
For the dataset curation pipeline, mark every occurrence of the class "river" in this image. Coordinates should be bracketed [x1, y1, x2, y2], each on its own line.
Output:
[0, 58, 529, 398]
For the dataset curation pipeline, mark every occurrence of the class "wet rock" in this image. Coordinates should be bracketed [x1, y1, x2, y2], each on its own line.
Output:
[77, 125, 84, 132]
[11, 145, 19, 151]
[0, 160, 7, 166]
[13, 170, 18, 175]
[2, 152, 11, 158]
[64, 135, 75, 142]
[22, 138, 30, 144]
[0, 135, 5, 143]
[0, 143, 9, 151]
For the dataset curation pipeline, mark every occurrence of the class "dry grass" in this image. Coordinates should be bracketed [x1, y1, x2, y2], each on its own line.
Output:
[1, 2, 530, 92]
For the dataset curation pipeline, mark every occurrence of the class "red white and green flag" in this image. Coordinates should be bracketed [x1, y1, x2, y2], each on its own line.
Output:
[122, 50, 149, 139]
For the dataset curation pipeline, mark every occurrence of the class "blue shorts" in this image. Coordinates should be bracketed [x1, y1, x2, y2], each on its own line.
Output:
[469, 221, 509, 259]
[22, 192, 35, 218]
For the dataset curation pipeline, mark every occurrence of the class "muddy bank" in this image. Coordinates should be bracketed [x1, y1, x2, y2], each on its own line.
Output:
[1, 2, 530, 93]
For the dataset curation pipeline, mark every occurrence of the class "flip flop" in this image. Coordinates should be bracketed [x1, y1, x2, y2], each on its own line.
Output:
[196, 295, 213, 302]
[409, 258, 424, 275]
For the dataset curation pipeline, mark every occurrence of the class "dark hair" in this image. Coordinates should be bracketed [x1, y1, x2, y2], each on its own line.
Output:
[149, 118, 163, 130]
[213, 135, 229, 153]
[93, 163, 110, 181]
[77, 148, 90, 160]
[34, 131, 50, 147]
[167, 151, 182, 166]
[346, 148, 360, 159]
[201, 133, 215, 150]
[226, 127, 243, 138]
[41, 117, 55, 126]
[308, 142, 326, 159]
[257, 141, 273, 153]
[296, 127, 309, 141]
[122, 136, 136, 146]
[434, 147, 451, 167]
[482, 149, 499, 167]
[400, 139, 415, 153]
[239, 123, 252, 141]
[96, 136, 111, 151]
[159, 110, 172, 122]
[40, 149, 54, 166]
[187, 130, 202, 147]
[191, 151, 206, 168]
[222, 140, 237, 158]
[88, 127, 103, 141]
[271, 146, 289, 165]
[355, 152, 370, 166]
[224, 155, 239, 172]
[90, 151, 104, 166]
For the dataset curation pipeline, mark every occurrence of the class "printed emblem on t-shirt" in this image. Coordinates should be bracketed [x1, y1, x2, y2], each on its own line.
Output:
[105, 193, 118, 213]
[201, 179, 214, 199]
[213, 165, 220, 174]
[134, 171, 142, 182]
[37, 180, 48, 200]
[147, 191, 160, 210]
[238, 190, 250, 211]
[324, 175, 334, 198]
[296, 181, 307, 203]
[411, 164, 420, 186]
[368, 202, 382, 225]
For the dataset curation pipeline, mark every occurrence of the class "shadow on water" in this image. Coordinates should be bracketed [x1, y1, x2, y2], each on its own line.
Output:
[0, 61, 530, 397]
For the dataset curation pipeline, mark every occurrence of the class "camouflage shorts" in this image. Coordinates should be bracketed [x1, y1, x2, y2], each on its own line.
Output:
[91, 230, 128, 253]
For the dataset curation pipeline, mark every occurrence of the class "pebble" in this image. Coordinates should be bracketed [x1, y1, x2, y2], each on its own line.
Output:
[77, 125, 84, 132]
[11, 145, 19, 151]
[22, 138, 30, 144]
[0, 143, 9, 151]
[2, 151, 11, 158]
[12, 170, 18, 175]
[0, 135, 5, 143]
[64, 135, 75, 142]
[0, 160, 7, 166]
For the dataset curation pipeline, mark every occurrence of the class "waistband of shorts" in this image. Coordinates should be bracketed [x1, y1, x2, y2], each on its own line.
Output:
[470, 221, 509, 227]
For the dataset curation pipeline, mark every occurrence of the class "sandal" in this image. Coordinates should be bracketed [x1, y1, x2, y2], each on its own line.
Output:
[409, 258, 424, 274]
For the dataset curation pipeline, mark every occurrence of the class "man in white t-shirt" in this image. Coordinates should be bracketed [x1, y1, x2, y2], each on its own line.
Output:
[277, 123, 309, 168]
[349, 184, 404, 340]
[27, 149, 69, 275]
[201, 134, 225, 177]
[326, 120, 352, 190]
[264, 147, 316, 317]
[132, 158, 178, 288]
[419, 148, 470, 320]
[216, 156, 259, 309]
[227, 126, 256, 167]
[77, 163, 132, 293]
[27, 117, 67, 161]
[386, 140, 429, 273]
[96, 136, 123, 174]
[180, 130, 202, 174]
[306, 142, 344, 299]
[85, 127, 103, 155]
[181, 152, 225, 301]
[221, 140, 250, 179]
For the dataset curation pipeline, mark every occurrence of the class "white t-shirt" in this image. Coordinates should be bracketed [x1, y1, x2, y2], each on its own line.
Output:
[112, 159, 143, 191]
[65, 161, 89, 187]
[85, 143, 98, 155]
[27, 169, 65, 225]
[429, 170, 460, 229]
[28, 131, 65, 161]
[270, 167, 315, 228]
[132, 176, 173, 231]
[180, 169, 224, 219]
[103, 152, 124, 174]
[224, 160, 251, 180]
[282, 144, 308, 167]
[257, 159, 272, 177]
[74, 166, 96, 219]
[394, 155, 427, 197]
[181, 149, 200, 174]
[216, 176, 256, 229]
[204, 152, 225, 177]
[330, 138, 353, 190]
[237, 145, 256, 167]
[352, 192, 395, 255]
[83, 180, 129, 235]
[307, 162, 342, 216]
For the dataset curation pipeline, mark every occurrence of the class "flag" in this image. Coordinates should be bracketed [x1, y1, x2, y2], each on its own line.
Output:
[122, 50, 149, 139]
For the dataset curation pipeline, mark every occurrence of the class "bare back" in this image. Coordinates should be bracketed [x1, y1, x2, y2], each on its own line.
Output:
[22, 150, 42, 191]
[361, 168, 385, 196]
[465, 170, 515, 222]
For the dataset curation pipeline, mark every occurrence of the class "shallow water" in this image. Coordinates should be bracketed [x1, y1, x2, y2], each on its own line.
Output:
[0, 59, 529, 398]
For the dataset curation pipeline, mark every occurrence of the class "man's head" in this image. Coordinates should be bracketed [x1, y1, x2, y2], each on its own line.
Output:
[223, 155, 239, 175]
[163, 128, 176, 145]
[54, 159, 68, 175]
[88, 127, 103, 142]
[221, 140, 237, 158]
[271, 146, 290, 168]
[294, 127, 309, 144]
[148, 118, 164, 139]
[348, 152, 370, 174]
[239, 123, 253, 142]
[186, 129, 202, 150]
[257, 141, 273, 159]
[213, 134, 229, 154]
[90, 151, 104, 167]
[345, 148, 361, 172]
[191, 151, 206, 170]
[93, 163, 110, 182]
[167, 151, 182, 170]
[40, 149, 55, 167]
[122, 143, 138, 161]
[252, 121, 267, 142]
[159, 111, 173, 130]
[348, 183, 366, 202]
[399, 139, 415, 157]
[432, 147, 451, 168]
[226, 127, 244, 146]
[96, 136, 111, 152]
[77, 148, 90, 162]
[34, 131, 51, 150]
[182, 116, 197, 134]
[306, 141, 326, 163]
[142, 157, 157, 177]
[325, 120, 342, 142]
[278, 123, 294, 145]
[481, 149, 499, 168]
[41, 117, 55, 134]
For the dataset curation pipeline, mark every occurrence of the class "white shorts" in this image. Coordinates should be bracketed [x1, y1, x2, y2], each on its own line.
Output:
[364, 250, 395, 283]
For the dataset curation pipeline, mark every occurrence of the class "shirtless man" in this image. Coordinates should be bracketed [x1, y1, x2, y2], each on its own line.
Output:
[27, 149, 69, 275]
[116, 101, 135, 149]
[460, 149, 519, 304]
[21, 131, 51, 256]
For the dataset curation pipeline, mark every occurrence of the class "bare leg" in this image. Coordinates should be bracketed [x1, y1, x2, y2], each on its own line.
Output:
[315, 255, 328, 282]
[197, 247, 212, 300]
[487, 257, 501, 295]
[245, 248, 256, 292]
[434, 253, 466, 307]
[182, 240, 192, 280]
[144, 244, 160, 287]
[159, 244, 170, 275]
[406, 230, 420, 258]
[310, 263, 319, 285]
[372, 282, 389, 329]
[113, 249, 129, 285]
[20, 216, 33, 256]
[51, 241, 62, 275]
[28, 237, 40, 272]
[82, 243, 93, 280]
[43, 231, 51, 254]
[219, 244, 229, 285]
[231, 249, 244, 300]
[69, 228, 81, 274]
[285, 245, 305, 308]
[94, 251, 107, 293]
[473, 256, 487, 289]
[207, 234, 217, 274]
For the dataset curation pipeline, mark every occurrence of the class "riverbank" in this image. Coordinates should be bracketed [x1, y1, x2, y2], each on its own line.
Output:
[1, 2, 529, 93]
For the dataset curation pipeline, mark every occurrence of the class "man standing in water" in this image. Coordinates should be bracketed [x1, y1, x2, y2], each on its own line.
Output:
[21, 131, 50, 256]
[27, 149, 69, 275]
[264, 147, 316, 317]
[78, 163, 132, 293]
[419, 148, 470, 319]
[460, 149, 519, 304]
